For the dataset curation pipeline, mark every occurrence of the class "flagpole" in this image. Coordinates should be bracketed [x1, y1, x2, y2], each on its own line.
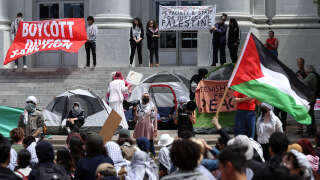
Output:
[212, 32, 251, 123]
[214, 86, 229, 119]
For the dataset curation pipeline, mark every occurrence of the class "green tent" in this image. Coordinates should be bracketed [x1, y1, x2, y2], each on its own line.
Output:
[194, 63, 236, 129]
[0, 106, 23, 137]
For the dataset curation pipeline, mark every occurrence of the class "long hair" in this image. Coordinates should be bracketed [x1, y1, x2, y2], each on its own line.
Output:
[69, 135, 85, 165]
[132, 17, 143, 29]
[57, 147, 74, 172]
[146, 19, 158, 29]
[229, 18, 238, 29]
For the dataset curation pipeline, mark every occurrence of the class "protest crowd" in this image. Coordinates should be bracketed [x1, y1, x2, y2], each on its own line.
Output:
[2, 7, 320, 180]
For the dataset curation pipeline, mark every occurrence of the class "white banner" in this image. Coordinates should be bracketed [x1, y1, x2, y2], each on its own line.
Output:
[159, 5, 216, 31]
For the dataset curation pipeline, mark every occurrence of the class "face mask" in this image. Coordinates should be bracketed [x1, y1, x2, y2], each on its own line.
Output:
[74, 106, 79, 111]
[142, 97, 149, 104]
[25, 103, 36, 113]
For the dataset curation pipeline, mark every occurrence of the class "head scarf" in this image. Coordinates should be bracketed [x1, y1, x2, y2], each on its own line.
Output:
[227, 135, 254, 160]
[290, 150, 315, 180]
[126, 151, 158, 180]
[158, 146, 172, 171]
[113, 72, 124, 80]
[71, 102, 83, 117]
[105, 141, 128, 173]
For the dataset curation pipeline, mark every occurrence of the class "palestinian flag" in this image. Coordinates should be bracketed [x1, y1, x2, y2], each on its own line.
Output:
[228, 32, 312, 125]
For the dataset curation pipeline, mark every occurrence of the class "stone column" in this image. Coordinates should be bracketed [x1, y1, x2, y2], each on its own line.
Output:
[86, 0, 132, 67]
[0, 0, 11, 68]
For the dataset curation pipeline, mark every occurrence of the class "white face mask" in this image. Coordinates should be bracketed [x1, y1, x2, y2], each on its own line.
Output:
[74, 106, 79, 110]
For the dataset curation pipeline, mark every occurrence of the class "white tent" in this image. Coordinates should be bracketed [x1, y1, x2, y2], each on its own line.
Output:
[43, 89, 112, 130]
[129, 73, 190, 121]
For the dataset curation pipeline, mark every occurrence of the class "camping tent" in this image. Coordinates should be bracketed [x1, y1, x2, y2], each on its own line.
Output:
[43, 89, 112, 133]
[129, 73, 190, 124]
[194, 63, 236, 131]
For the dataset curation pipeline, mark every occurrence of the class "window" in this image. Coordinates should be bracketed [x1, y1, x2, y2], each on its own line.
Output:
[38, 1, 84, 20]
[39, 3, 59, 20]
[160, 32, 177, 48]
[64, 3, 84, 18]
[181, 31, 197, 48]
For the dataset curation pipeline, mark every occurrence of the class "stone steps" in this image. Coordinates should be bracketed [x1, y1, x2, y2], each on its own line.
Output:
[47, 130, 219, 153]
[0, 66, 213, 108]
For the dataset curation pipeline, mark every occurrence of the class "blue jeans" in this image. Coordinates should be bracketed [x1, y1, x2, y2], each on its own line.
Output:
[234, 110, 256, 138]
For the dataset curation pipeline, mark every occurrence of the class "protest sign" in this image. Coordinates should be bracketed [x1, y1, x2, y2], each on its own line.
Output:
[195, 80, 236, 113]
[4, 18, 87, 65]
[126, 71, 144, 85]
[315, 99, 320, 110]
[99, 109, 122, 144]
[159, 5, 216, 31]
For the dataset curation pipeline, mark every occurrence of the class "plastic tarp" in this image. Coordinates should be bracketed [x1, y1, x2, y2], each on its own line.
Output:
[194, 63, 236, 132]
[0, 106, 23, 137]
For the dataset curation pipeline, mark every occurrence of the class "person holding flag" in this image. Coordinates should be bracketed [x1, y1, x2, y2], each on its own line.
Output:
[225, 32, 312, 130]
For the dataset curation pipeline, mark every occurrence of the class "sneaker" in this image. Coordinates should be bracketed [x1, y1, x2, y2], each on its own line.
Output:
[23, 65, 27, 69]
[13, 65, 18, 70]
[84, 66, 89, 69]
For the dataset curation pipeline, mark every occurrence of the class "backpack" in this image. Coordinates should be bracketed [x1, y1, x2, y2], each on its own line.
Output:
[38, 164, 69, 180]
[16, 170, 28, 180]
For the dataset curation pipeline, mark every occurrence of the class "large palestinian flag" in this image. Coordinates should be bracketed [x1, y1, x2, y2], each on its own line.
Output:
[228, 33, 312, 125]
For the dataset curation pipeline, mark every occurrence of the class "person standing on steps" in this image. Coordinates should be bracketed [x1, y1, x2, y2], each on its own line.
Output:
[11, 12, 27, 70]
[146, 19, 160, 67]
[228, 18, 240, 63]
[210, 13, 228, 66]
[129, 17, 144, 67]
[85, 16, 98, 69]
[264, 30, 279, 57]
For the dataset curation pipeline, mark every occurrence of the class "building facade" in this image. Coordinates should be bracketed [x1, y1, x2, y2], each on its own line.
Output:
[0, 0, 319, 70]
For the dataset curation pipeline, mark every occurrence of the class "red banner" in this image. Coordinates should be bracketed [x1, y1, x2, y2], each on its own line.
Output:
[4, 18, 87, 65]
[195, 80, 236, 113]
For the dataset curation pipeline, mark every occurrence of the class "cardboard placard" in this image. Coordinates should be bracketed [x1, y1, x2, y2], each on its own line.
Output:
[99, 109, 122, 144]
[195, 80, 236, 113]
[126, 71, 143, 85]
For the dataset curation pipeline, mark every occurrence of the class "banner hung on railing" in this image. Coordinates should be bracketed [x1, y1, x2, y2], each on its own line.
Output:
[159, 5, 216, 31]
[4, 18, 87, 65]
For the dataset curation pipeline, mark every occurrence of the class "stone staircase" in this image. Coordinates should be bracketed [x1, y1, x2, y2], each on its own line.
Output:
[0, 66, 213, 109]
[47, 130, 220, 155]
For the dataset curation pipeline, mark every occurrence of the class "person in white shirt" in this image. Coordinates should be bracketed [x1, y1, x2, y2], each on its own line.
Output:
[11, 12, 27, 70]
[129, 17, 144, 67]
[256, 103, 283, 161]
[85, 16, 98, 68]
[14, 149, 32, 179]
[107, 72, 128, 129]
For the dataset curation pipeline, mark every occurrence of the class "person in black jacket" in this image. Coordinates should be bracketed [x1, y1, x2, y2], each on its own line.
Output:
[129, 17, 144, 67]
[0, 134, 20, 180]
[189, 68, 208, 100]
[66, 102, 85, 133]
[228, 18, 240, 63]
[146, 19, 160, 67]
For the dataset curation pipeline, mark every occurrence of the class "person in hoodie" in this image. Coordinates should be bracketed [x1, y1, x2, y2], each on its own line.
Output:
[66, 102, 85, 133]
[74, 133, 114, 180]
[29, 140, 69, 180]
[162, 139, 210, 180]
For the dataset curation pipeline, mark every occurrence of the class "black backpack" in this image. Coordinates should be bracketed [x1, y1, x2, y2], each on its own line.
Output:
[37, 164, 69, 180]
